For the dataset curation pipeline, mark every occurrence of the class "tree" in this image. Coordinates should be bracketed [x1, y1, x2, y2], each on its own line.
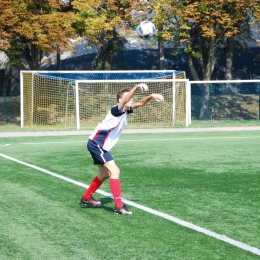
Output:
[92, 32, 127, 70]
[152, 0, 260, 119]
[0, 0, 76, 70]
[71, 0, 135, 70]
[158, 37, 165, 70]
[72, 0, 163, 70]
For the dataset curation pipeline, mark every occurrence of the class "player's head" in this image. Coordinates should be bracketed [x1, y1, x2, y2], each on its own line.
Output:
[117, 87, 131, 102]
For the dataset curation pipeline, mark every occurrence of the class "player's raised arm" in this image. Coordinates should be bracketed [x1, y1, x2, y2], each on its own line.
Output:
[132, 93, 164, 109]
[117, 83, 149, 110]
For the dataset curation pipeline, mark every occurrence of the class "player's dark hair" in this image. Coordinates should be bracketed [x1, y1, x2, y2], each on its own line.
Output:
[117, 87, 131, 102]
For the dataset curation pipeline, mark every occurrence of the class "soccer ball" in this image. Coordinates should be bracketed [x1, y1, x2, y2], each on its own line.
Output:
[59, 0, 70, 4]
[136, 21, 156, 40]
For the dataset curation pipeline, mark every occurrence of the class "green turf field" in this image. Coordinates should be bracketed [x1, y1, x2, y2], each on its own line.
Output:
[0, 130, 260, 259]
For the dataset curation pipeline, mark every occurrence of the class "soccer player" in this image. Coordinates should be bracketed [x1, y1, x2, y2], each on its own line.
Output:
[80, 83, 164, 215]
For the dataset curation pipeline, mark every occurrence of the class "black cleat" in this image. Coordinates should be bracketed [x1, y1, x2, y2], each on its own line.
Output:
[80, 197, 102, 206]
[114, 204, 133, 215]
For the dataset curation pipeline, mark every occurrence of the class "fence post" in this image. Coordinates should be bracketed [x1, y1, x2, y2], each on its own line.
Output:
[210, 83, 213, 122]
[0, 69, 6, 124]
[3, 79, 6, 125]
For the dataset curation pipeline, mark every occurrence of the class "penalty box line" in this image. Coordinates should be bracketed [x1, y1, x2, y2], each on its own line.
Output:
[1, 152, 260, 257]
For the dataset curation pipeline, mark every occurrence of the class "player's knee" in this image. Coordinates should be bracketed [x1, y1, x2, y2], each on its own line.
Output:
[104, 161, 120, 178]
[110, 166, 120, 178]
[98, 171, 110, 181]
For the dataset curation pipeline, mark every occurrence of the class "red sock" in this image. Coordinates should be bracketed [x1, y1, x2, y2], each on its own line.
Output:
[83, 176, 102, 199]
[110, 179, 123, 208]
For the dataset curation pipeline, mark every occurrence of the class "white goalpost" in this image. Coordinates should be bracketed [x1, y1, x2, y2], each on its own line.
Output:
[74, 78, 191, 129]
[20, 70, 191, 129]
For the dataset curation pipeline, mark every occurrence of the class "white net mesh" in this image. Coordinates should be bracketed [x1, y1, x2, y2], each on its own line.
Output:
[76, 80, 187, 129]
[21, 71, 187, 129]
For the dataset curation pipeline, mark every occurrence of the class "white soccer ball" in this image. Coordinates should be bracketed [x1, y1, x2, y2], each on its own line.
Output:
[59, 0, 70, 4]
[136, 21, 156, 40]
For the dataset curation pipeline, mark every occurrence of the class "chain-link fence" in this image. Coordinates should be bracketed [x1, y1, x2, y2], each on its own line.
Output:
[0, 69, 20, 126]
[191, 81, 260, 123]
[1, 76, 260, 127]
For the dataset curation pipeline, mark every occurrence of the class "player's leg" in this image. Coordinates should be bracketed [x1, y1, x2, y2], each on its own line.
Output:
[104, 160, 133, 215]
[81, 140, 111, 206]
[97, 164, 111, 181]
[102, 160, 122, 207]
[81, 164, 110, 206]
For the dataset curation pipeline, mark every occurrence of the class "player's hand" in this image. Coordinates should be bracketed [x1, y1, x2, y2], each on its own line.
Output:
[151, 94, 164, 102]
[138, 83, 148, 92]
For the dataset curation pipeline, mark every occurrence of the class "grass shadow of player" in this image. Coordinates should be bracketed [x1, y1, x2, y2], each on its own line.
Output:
[79, 197, 115, 213]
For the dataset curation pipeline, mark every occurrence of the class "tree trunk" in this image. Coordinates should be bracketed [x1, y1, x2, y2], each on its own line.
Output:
[158, 26, 165, 70]
[186, 39, 218, 120]
[199, 84, 210, 120]
[204, 39, 217, 80]
[225, 37, 234, 93]
[196, 39, 218, 120]
[93, 41, 116, 70]
[187, 53, 210, 120]
[57, 52, 61, 70]
[5, 67, 12, 97]
[104, 57, 112, 70]
[0, 69, 4, 96]
[187, 53, 200, 81]
[158, 40, 165, 70]
[22, 44, 43, 70]
[102, 46, 114, 70]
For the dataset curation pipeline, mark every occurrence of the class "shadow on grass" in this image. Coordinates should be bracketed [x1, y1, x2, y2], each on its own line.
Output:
[79, 197, 115, 214]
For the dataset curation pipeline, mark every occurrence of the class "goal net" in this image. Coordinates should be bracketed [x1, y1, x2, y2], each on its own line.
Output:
[20, 70, 190, 129]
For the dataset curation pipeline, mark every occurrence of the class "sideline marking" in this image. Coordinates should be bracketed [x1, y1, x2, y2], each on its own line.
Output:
[1, 153, 260, 256]
[0, 144, 11, 146]
[17, 135, 260, 145]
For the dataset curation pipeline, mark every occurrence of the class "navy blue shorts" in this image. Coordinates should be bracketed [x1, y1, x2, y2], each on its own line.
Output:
[87, 139, 114, 165]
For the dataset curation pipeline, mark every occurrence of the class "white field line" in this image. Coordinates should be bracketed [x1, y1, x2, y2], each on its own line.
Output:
[8, 135, 260, 145]
[0, 153, 260, 256]
[0, 126, 260, 138]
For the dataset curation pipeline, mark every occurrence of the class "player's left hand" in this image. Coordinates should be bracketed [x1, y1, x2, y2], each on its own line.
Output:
[151, 94, 164, 102]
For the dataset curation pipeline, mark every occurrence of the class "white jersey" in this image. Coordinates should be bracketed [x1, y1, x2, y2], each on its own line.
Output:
[89, 105, 133, 151]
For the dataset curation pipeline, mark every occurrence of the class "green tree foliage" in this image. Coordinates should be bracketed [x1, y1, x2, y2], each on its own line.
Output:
[91, 31, 127, 70]
[151, 0, 260, 119]
[0, 0, 75, 69]
[0, 0, 137, 70]
[71, 0, 134, 70]
[152, 0, 260, 80]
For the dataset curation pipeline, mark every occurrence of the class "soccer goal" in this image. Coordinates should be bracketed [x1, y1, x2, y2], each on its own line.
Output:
[20, 70, 191, 129]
